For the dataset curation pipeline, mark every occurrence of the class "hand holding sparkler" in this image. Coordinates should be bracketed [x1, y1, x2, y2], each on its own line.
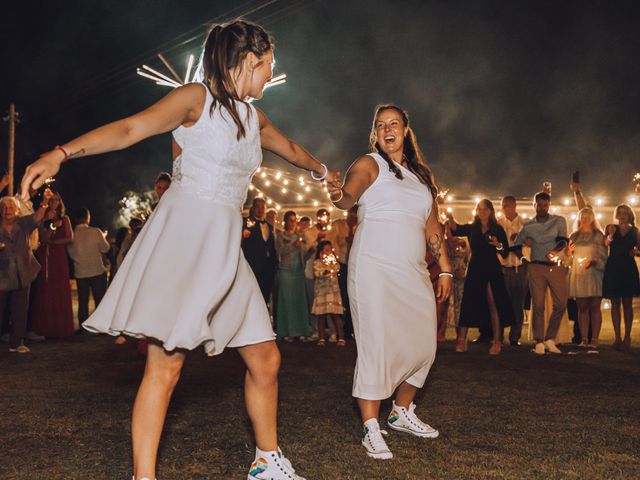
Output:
[21, 149, 66, 201]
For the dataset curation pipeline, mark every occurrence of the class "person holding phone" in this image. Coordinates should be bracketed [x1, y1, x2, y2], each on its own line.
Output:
[447, 199, 514, 354]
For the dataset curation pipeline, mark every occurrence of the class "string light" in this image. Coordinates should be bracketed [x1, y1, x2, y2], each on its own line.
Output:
[265, 180, 271, 186]
[281, 188, 287, 194]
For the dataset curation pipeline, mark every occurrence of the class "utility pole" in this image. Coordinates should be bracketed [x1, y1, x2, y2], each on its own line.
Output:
[3, 104, 20, 196]
[8, 104, 16, 196]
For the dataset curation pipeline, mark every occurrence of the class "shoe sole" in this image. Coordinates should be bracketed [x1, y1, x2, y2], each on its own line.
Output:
[387, 423, 439, 438]
[363, 448, 393, 460]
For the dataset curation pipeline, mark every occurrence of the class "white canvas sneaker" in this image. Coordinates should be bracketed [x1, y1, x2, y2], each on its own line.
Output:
[247, 447, 306, 480]
[544, 339, 562, 354]
[387, 401, 439, 438]
[361, 418, 393, 459]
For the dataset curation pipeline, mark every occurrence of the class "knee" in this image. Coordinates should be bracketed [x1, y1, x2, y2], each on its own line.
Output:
[247, 344, 281, 381]
[146, 358, 183, 391]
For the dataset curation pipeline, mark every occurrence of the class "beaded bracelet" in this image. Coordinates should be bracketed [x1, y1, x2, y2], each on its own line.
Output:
[310, 163, 328, 181]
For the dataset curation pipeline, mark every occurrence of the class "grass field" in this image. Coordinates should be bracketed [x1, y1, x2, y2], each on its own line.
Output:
[1, 318, 639, 480]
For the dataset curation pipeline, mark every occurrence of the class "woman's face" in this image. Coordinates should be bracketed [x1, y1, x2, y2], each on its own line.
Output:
[579, 211, 592, 228]
[476, 203, 491, 222]
[616, 208, 630, 225]
[374, 109, 407, 157]
[244, 50, 274, 100]
[285, 214, 297, 231]
[1, 201, 19, 222]
[321, 244, 332, 256]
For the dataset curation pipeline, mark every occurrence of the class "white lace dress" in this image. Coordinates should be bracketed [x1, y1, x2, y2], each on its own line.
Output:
[84, 84, 275, 355]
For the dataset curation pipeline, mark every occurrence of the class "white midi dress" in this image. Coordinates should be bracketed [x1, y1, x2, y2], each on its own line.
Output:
[84, 84, 275, 355]
[349, 153, 437, 400]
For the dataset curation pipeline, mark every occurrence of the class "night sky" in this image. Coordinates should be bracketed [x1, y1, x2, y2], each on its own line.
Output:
[2, 0, 639, 228]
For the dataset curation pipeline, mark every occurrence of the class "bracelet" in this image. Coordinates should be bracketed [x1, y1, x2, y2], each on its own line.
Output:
[495, 244, 504, 251]
[55, 145, 69, 162]
[330, 190, 344, 203]
[520, 256, 527, 263]
[438, 272, 454, 278]
[40, 204, 49, 209]
[310, 163, 328, 181]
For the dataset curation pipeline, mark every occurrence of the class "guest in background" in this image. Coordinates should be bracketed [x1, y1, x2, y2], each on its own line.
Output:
[116, 217, 143, 269]
[603, 204, 640, 351]
[513, 191, 568, 355]
[242, 197, 278, 304]
[298, 216, 318, 341]
[30, 192, 75, 338]
[266, 208, 279, 237]
[331, 217, 352, 338]
[312, 240, 345, 346]
[67, 207, 111, 330]
[275, 211, 310, 342]
[151, 172, 172, 211]
[566, 207, 607, 348]
[498, 196, 527, 346]
[447, 199, 514, 355]
[109, 226, 130, 284]
[0, 189, 52, 352]
[444, 223, 470, 340]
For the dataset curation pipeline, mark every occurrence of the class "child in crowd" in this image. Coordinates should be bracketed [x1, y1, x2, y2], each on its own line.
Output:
[312, 240, 345, 346]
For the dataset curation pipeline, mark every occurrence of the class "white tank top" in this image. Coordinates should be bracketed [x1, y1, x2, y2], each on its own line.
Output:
[171, 83, 261, 209]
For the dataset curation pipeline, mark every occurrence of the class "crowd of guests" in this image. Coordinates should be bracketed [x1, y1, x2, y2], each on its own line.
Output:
[441, 182, 639, 355]
[1, 173, 638, 356]
[0, 172, 171, 353]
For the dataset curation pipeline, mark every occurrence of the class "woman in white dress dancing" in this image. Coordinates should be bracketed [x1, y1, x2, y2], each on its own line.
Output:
[327, 104, 451, 459]
[20, 20, 339, 480]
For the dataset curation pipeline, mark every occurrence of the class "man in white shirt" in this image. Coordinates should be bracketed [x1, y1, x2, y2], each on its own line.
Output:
[498, 196, 527, 346]
[67, 207, 110, 327]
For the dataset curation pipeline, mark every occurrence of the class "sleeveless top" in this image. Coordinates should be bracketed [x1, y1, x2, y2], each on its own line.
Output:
[171, 83, 261, 210]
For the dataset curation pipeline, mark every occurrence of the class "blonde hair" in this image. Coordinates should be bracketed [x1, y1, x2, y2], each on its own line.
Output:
[0, 196, 20, 215]
[614, 204, 636, 227]
[572, 207, 602, 233]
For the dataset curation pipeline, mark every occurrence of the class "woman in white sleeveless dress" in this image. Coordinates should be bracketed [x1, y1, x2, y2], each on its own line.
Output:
[20, 20, 339, 480]
[327, 105, 452, 460]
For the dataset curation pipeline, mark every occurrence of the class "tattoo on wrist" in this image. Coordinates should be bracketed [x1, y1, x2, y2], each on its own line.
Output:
[428, 233, 443, 263]
[67, 148, 86, 160]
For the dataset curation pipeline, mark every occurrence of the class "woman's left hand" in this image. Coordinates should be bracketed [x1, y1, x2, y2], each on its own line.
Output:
[324, 169, 342, 190]
[435, 275, 452, 303]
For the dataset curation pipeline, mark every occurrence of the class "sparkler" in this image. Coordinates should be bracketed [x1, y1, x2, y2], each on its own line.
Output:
[245, 218, 256, 229]
[576, 257, 587, 267]
[634, 172, 640, 193]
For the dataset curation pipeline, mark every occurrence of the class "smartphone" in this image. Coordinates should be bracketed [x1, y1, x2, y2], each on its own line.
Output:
[572, 171, 580, 183]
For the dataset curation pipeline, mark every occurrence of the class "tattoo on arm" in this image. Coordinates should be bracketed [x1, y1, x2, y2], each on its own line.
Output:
[67, 148, 86, 160]
[428, 233, 443, 263]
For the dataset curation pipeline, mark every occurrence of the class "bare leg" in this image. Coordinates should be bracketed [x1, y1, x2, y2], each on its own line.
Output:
[610, 298, 622, 347]
[316, 315, 327, 344]
[486, 284, 502, 354]
[575, 298, 590, 344]
[622, 297, 634, 350]
[394, 381, 418, 409]
[588, 297, 602, 345]
[238, 340, 281, 451]
[332, 314, 345, 341]
[357, 398, 381, 425]
[132, 342, 186, 480]
[456, 326, 468, 352]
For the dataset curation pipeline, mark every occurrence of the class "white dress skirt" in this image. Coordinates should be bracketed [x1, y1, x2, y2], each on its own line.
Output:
[349, 153, 437, 400]
[84, 84, 275, 355]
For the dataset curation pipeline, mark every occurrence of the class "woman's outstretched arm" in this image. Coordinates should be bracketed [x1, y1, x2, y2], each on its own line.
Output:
[20, 84, 205, 199]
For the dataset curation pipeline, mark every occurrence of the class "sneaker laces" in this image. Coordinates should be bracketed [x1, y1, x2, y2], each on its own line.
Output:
[406, 404, 432, 431]
[277, 449, 296, 474]
[366, 426, 390, 451]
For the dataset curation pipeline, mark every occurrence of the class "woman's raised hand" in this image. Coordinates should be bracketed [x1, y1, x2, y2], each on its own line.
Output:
[325, 169, 342, 190]
[20, 150, 64, 201]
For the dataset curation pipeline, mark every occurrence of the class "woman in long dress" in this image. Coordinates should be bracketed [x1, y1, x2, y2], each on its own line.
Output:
[275, 210, 310, 341]
[20, 20, 339, 480]
[446, 199, 515, 355]
[30, 193, 75, 338]
[327, 104, 452, 460]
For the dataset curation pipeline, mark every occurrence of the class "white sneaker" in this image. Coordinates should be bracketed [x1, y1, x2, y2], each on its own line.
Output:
[9, 344, 31, 353]
[544, 339, 562, 354]
[361, 418, 393, 460]
[387, 401, 439, 438]
[247, 447, 306, 480]
[532, 342, 545, 355]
